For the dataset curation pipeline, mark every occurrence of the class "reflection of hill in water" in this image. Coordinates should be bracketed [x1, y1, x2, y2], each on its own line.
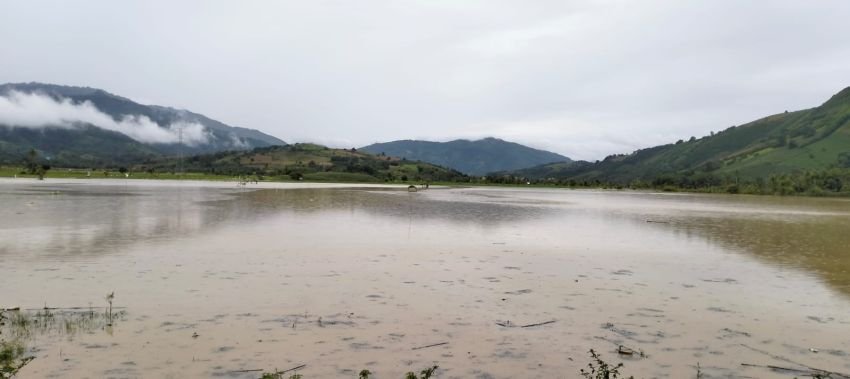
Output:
[6, 183, 849, 299]
[639, 206, 850, 297]
[239, 189, 850, 297]
[0, 186, 552, 261]
[0, 184, 238, 260]
[214, 188, 555, 226]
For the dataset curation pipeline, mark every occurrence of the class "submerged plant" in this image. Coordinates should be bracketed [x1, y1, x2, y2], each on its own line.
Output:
[105, 292, 115, 324]
[2, 308, 124, 340]
[260, 371, 301, 379]
[405, 365, 438, 379]
[579, 349, 633, 379]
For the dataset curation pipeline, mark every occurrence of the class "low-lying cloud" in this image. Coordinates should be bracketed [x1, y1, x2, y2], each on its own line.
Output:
[0, 91, 209, 145]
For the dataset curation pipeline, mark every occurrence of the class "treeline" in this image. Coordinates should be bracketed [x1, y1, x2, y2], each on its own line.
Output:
[484, 167, 850, 196]
[133, 145, 468, 183]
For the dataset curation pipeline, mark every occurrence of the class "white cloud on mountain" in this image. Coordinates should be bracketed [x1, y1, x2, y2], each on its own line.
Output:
[0, 91, 209, 146]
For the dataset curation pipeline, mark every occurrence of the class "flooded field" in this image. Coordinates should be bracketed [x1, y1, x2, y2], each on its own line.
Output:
[2, 178, 850, 378]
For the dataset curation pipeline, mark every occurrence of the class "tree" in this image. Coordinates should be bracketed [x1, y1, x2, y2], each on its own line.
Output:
[35, 164, 50, 180]
[24, 149, 39, 174]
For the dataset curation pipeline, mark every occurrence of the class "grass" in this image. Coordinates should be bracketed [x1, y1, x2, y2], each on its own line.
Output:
[2, 308, 124, 340]
[0, 166, 241, 181]
[0, 292, 123, 377]
[0, 311, 32, 379]
[0, 338, 32, 379]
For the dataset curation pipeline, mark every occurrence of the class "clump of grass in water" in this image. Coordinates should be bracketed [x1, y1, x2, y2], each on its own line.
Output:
[0, 311, 34, 379]
[2, 308, 124, 340]
[7, 313, 30, 333]
[405, 365, 438, 379]
[260, 371, 302, 379]
[580, 349, 634, 379]
[1, 334, 33, 378]
[0, 301, 125, 378]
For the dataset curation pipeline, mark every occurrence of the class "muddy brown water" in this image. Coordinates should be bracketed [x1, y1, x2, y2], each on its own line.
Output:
[1, 179, 849, 378]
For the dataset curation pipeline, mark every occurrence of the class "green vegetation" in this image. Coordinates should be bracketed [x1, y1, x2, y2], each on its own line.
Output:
[0, 124, 162, 168]
[579, 350, 633, 379]
[0, 166, 239, 181]
[134, 144, 468, 183]
[4, 85, 850, 197]
[360, 137, 570, 176]
[0, 292, 124, 378]
[500, 86, 850, 194]
[0, 338, 31, 379]
[0, 82, 284, 167]
[22, 148, 50, 180]
[0, 309, 33, 379]
[489, 167, 850, 196]
[405, 365, 438, 379]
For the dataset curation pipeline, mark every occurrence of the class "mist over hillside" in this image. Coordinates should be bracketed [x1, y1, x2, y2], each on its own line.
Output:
[0, 82, 285, 166]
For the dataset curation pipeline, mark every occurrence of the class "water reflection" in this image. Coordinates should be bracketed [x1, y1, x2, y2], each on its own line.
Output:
[0, 184, 236, 259]
[226, 188, 556, 225]
[3, 183, 850, 297]
[659, 214, 850, 294]
[0, 185, 555, 261]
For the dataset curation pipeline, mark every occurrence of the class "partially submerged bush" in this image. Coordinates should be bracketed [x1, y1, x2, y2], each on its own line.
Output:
[0, 338, 32, 379]
[579, 349, 634, 379]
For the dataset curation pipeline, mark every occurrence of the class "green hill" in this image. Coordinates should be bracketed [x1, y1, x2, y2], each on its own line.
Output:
[0, 82, 285, 167]
[138, 144, 468, 183]
[360, 137, 570, 175]
[505, 86, 850, 190]
[0, 125, 161, 167]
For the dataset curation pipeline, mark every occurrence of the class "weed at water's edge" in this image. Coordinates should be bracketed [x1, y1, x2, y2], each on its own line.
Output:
[405, 365, 438, 379]
[579, 349, 634, 379]
[0, 336, 33, 379]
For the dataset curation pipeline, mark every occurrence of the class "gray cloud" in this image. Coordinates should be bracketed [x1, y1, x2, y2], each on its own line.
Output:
[0, 91, 209, 145]
[1, 0, 849, 160]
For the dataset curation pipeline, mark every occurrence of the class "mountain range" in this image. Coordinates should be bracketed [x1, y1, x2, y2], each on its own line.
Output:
[3, 81, 848, 191]
[502, 86, 850, 186]
[360, 138, 570, 175]
[0, 82, 284, 167]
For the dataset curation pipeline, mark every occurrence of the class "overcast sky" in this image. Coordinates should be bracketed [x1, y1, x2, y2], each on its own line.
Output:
[2, 1, 849, 160]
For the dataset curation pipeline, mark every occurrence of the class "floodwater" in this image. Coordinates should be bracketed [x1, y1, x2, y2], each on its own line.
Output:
[1, 178, 849, 378]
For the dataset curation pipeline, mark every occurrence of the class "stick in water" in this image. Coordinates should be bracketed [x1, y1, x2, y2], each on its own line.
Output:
[521, 320, 556, 328]
[412, 342, 449, 350]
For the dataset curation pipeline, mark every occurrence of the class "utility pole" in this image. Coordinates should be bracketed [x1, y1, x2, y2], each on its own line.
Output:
[177, 124, 184, 177]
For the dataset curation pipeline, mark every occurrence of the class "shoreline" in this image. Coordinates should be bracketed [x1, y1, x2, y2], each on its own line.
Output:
[2, 166, 849, 198]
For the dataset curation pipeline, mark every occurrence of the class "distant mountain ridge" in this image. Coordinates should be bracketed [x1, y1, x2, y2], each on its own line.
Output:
[0, 82, 285, 166]
[360, 137, 570, 175]
[503, 86, 850, 184]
